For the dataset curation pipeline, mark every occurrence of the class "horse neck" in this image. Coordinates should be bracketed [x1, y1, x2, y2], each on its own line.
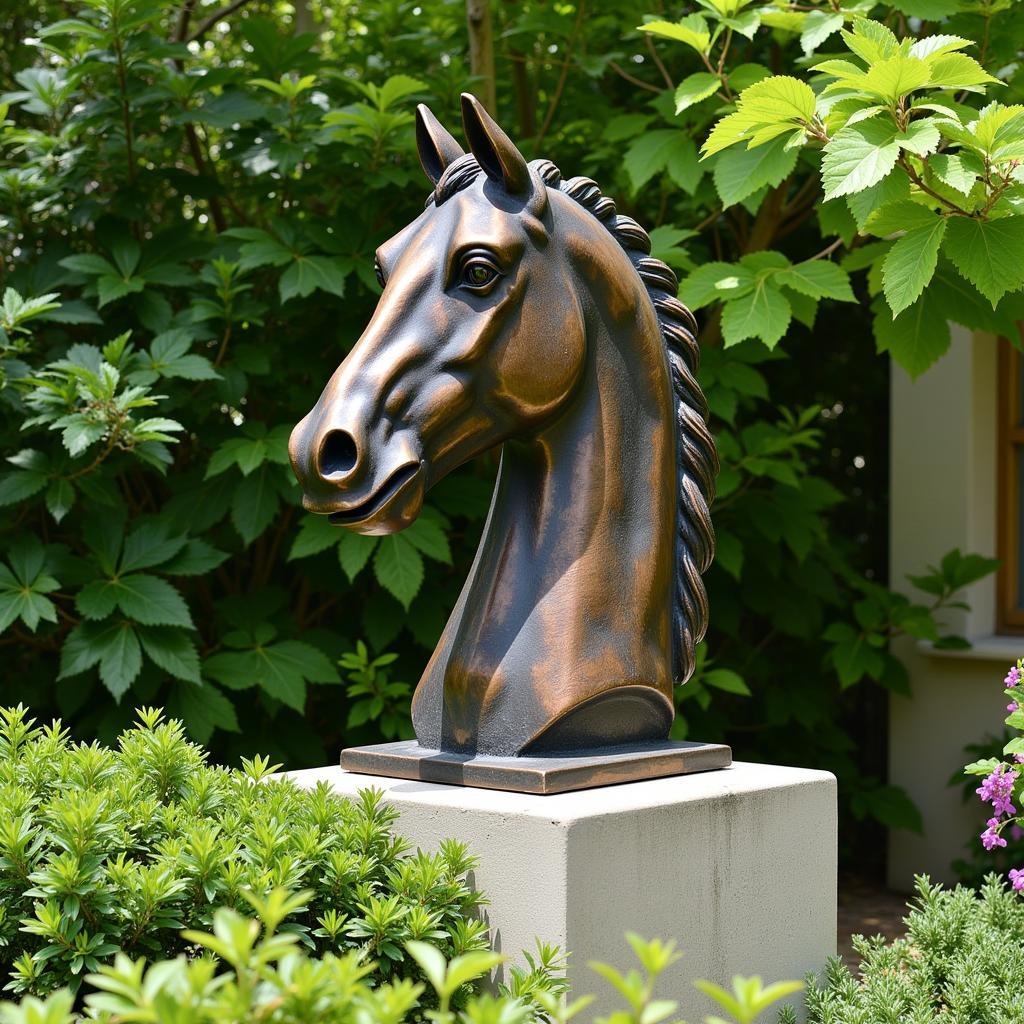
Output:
[456, 269, 677, 685]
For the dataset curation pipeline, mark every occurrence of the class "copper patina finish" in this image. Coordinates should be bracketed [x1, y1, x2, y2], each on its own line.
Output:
[290, 94, 718, 761]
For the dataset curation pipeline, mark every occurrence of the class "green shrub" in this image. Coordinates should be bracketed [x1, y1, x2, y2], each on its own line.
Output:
[0, 0, 1004, 856]
[790, 875, 1024, 1024]
[0, 705, 488, 999]
[0, 917, 798, 1024]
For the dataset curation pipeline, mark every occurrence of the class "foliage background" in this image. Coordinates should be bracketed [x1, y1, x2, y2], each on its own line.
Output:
[2, 0, 1019, 873]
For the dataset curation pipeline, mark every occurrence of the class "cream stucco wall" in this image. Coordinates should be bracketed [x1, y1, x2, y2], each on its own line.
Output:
[888, 326, 1021, 888]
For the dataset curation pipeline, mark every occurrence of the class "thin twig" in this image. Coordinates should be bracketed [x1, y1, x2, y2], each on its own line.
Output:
[808, 236, 843, 261]
[609, 60, 661, 93]
[536, 0, 586, 146]
[187, 0, 253, 43]
[645, 34, 674, 91]
[901, 157, 971, 215]
[174, 0, 198, 43]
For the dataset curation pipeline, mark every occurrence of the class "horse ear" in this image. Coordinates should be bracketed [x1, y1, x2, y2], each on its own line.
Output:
[416, 104, 465, 185]
[460, 92, 530, 195]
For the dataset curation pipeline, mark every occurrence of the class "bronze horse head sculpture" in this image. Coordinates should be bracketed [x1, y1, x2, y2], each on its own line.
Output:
[290, 94, 717, 758]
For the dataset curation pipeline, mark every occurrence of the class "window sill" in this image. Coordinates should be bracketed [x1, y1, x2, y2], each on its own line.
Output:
[917, 636, 1024, 662]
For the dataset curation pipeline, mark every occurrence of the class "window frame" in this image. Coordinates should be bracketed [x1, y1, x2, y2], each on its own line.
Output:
[998, 341, 1024, 633]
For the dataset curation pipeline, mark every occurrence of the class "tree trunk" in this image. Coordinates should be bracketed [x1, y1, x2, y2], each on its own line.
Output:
[466, 0, 497, 113]
[509, 49, 536, 140]
[294, 0, 314, 35]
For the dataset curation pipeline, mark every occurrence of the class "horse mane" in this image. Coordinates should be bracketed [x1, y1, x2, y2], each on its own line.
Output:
[428, 155, 718, 685]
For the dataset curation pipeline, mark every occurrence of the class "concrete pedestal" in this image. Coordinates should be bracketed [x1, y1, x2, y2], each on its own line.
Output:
[286, 762, 836, 1022]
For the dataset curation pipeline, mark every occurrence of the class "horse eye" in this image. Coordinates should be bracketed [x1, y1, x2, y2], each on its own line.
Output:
[461, 258, 500, 290]
[374, 258, 386, 290]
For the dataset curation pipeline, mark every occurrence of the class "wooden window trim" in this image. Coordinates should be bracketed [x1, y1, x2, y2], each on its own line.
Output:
[998, 341, 1024, 633]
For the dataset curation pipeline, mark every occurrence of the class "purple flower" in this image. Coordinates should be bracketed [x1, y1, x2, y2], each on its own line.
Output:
[1012, 825, 1024, 842]
[1010, 702, 1021, 713]
[1011, 868, 1024, 893]
[1016, 754, 1024, 765]
[1006, 665, 1021, 688]
[977, 766, 1020, 817]
[983, 818, 1008, 850]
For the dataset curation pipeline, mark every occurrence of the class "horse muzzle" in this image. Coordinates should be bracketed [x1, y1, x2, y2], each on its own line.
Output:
[289, 412, 427, 535]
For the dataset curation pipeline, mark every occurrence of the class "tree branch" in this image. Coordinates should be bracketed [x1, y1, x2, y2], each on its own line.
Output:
[608, 61, 661, 93]
[187, 0, 254, 43]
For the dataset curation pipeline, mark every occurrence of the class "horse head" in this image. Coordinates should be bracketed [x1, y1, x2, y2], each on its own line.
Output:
[290, 95, 717, 756]
[290, 94, 587, 535]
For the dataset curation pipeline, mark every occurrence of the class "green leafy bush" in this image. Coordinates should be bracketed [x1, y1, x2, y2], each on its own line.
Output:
[0, 705, 487, 999]
[0, 918, 798, 1024]
[0, 0, 1008, 849]
[790, 875, 1024, 1024]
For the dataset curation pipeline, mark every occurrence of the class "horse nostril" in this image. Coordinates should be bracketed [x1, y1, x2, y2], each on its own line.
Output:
[318, 430, 359, 477]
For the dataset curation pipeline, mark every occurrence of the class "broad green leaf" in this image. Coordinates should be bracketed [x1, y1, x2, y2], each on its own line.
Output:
[926, 52, 997, 91]
[873, 291, 950, 378]
[865, 199, 941, 237]
[230, 469, 280, 544]
[971, 103, 1024, 162]
[775, 261, 855, 302]
[679, 263, 754, 310]
[674, 72, 720, 114]
[728, 63, 769, 92]
[0, 542, 59, 633]
[224, 227, 295, 270]
[168, 682, 240, 744]
[98, 622, 143, 700]
[736, 74, 817, 126]
[702, 77, 815, 158]
[374, 535, 424, 609]
[406, 941, 447, 995]
[625, 131, 699, 192]
[928, 153, 977, 196]
[139, 625, 201, 682]
[403, 516, 451, 564]
[721, 9, 760, 40]
[376, 74, 428, 109]
[289, 514, 339, 559]
[909, 34, 972, 60]
[638, 15, 710, 54]
[712, 135, 798, 208]
[59, 253, 117, 277]
[61, 419, 106, 458]
[116, 574, 194, 628]
[97, 275, 145, 307]
[943, 216, 1024, 307]
[897, 1, 960, 19]
[721, 284, 791, 349]
[702, 668, 751, 695]
[120, 524, 188, 573]
[338, 532, 378, 582]
[160, 539, 229, 576]
[59, 621, 109, 678]
[894, 119, 939, 157]
[822, 120, 900, 201]
[663, 136, 702, 194]
[840, 21, 899, 64]
[846, 168, 911, 231]
[45, 478, 75, 523]
[882, 218, 947, 317]
[279, 255, 346, 303]
[800, 11, 843, 56]
[205, 640, 338, 710]
[857, 56, 930, 103]
[0, 470, 48, 507]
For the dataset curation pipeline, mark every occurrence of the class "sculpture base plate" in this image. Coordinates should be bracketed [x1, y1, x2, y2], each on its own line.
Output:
[339, 739, 732, 794]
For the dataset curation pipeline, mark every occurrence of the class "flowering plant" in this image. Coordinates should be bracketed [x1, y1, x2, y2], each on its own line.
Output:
[964, 661, 1024, 893]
